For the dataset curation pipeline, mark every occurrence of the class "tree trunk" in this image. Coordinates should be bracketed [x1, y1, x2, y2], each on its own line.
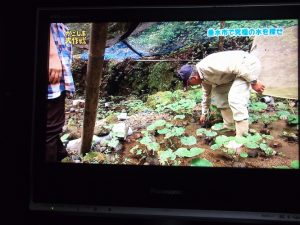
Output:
[80, 23, 108, 155]
[219, 21, 225, 51]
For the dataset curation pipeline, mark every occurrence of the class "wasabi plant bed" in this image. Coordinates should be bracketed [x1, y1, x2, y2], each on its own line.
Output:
[62, 91, 299, 169]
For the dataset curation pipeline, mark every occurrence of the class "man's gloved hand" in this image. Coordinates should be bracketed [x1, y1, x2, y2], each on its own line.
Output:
[199, 115, 206, 125]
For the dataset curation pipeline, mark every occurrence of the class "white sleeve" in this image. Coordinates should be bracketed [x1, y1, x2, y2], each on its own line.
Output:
[201, 82, 212, 116]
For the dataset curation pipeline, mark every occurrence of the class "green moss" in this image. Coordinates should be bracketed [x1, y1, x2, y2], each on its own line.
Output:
[147, 62, 178, 93]
[105, 114, 118, 124]
[146, 91, 174, 108]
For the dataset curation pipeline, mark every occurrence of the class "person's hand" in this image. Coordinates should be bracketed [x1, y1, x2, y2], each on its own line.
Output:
[49, 53, 63, 84]
[199, 115, 206, 125]
[251, 81, 265, 94]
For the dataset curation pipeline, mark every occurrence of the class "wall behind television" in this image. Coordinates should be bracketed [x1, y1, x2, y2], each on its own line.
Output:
[2, 0, 299, 225]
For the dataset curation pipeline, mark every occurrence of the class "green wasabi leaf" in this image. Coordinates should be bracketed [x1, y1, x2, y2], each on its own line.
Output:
[191, 158, 213, 167]
[180, 136, 197, 146]
[174, 148, 190, 157]
[291, 160, 299, 169]
[157, 128, 171, 135]
[189, 147, 205, 157]
[239, 152, 248, 158]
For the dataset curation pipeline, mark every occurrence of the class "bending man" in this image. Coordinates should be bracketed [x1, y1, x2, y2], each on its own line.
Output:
[178, 50, 265, 136]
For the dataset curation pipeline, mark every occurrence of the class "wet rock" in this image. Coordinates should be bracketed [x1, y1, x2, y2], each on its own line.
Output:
[248, 150, 258, 158]
[67, 138, 82, 153]
[260, 128, 271, 135]
[100, 147, 107, 152]
[204, 136, 213, 145]
[94, 121, 111, 136]
[114, 143, 123, 152]
[100, 141, 108, 147]
[72, 99, 85, 108]
[133, 133, 142, 139]
[63, 125, 68, 132]
[117, 113, 128, 121]
[189, 118, 196, 123]
[111, 123, 129, 139]
[282, 131, 298, 142]
[71, 155, 81, 161]
[94, 144, 102, 152]
[287, 136, 297, 142]
[182, 121, 188, 126]
[270, 141, 282, 148]
[249, 128, 257, 134]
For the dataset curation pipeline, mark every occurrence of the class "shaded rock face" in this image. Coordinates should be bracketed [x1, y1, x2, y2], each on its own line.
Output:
[250, 26, 298, 99]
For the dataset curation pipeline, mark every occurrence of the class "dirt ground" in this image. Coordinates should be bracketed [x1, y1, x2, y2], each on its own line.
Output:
[113, 117, 298, 168]
[64, 98, 298, 168]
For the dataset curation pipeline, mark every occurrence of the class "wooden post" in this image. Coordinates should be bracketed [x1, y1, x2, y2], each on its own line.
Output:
[80, 23, 108, 155]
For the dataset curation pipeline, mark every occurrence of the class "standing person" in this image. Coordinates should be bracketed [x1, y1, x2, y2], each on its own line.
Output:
[46, 23, 75, 162]
[178, 50, 265, 137]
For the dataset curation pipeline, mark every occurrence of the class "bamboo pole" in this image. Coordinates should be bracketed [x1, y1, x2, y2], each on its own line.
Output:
[80, 23, 108, 155]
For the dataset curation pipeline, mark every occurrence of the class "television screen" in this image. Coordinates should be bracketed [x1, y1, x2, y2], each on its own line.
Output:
[30, 4, 300, 224]
[47, 20, 298, 169]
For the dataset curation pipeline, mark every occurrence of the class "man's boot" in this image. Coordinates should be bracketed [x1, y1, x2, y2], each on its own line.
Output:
[221, 108, 235, 129]
[235, 120, 249, 137]
[212, 108, 235, 131]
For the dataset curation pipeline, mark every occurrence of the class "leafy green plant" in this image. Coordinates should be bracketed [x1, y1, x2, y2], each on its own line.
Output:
[180, 136, 197, 146]
[259, 143, 275, 156]
[239, 152, 248, 158]
[276, 110, 290, 120]
[158, 149, 176, 165]
[124, 99, 147, 114]
[82, 152, 105, 163]
[60, 133, 70, 143]
[273, 165, 290, 169]
[249, 102, 268, 112]
[174, 147, 204, 158]
[276, 102, 288, 110]
[291, 160, 299, 169]
[211, 123, 224, 131]
[196, 128, 217, 137]
[260, 113, 278, 125]
[287, 115, 299, 125]
[130, 146, 143, 156]
[165, 127, 185, 139]
[174, 148, 190, 157]
[174, 115, 185, 120]
[191, 158, 213, 167]
[153, 119, 167, 127]
[157, 128, 171, 135]
[249, 114, 261, 124]
[146, 124, 157, 131]
[107, 138, 120, 148]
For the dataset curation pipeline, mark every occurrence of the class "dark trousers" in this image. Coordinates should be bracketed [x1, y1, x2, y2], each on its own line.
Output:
[46, 92, 68, 162]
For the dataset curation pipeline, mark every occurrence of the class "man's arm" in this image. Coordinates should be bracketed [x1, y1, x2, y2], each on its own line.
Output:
[200, 82, 212, 123]
[49, 29, 62, 84]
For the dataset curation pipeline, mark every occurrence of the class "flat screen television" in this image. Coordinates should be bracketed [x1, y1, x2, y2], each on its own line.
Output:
[30, 3, 300, 224]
